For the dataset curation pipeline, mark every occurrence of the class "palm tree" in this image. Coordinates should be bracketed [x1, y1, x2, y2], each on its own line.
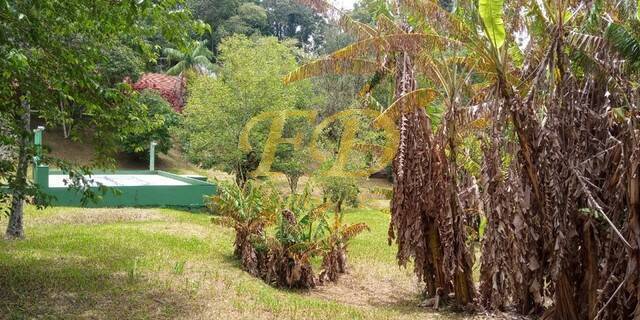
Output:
[163, 40, 215, 76]
[285, 0, 477, 307]
[288, 0, 640, 318]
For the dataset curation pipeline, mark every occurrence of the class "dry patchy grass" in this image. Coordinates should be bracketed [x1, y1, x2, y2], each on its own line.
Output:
[0, 207, 489, 320]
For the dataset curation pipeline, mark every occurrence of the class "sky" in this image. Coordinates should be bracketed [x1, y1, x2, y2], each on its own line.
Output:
[333, 0, 356, 10]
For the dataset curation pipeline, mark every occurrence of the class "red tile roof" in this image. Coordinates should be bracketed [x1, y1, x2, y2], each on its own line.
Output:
[132, 73, 186, 112]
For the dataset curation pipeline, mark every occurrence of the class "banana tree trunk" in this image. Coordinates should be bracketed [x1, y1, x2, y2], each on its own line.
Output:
[389, 50, 450, 297]
[627, 149, 640, 319]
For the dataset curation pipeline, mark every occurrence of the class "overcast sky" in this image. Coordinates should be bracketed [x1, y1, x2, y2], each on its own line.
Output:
[333, 0, 356, 10]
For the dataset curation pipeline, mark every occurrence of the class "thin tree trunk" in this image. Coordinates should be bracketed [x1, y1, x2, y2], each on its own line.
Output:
[60, 99, 69, 139]
[627, 152, 640, 319]
[6, 98, 30, 240]
[287, 175, 299, 194]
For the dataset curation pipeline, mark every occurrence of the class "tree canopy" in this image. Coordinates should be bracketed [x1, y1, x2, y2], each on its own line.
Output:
[188, 0, 327, 51]
[286, 0, 640, 317]
[0, 0, 203, 238]
[179, 35, 316, 184]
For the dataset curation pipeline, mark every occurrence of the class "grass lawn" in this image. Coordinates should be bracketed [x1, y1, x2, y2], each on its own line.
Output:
[0, 206, 484, 319]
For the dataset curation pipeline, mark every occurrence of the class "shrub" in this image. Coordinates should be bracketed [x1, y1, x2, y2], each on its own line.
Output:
[263, 207, 320, 289]
[319, 212, 369, 283]
[319, 176, 360, 213]
[262, 187, 323, 288]
[208, 181, 280, 276]
[266, 187, 369, 286]
[122, 90, 179, 156]
[100, 43, 144, 85]
[179, 35, 316, 185]
[211, 181, 368, 288]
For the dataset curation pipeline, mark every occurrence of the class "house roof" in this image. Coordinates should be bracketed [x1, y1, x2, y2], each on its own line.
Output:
[132, 73, 186, 112]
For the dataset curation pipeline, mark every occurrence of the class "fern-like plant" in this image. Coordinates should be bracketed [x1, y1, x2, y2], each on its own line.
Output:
[264, 185, 327, 288]
[319, 210, 369, 283]
[605, 22, 640, 69]
[209, 181, 280, 275]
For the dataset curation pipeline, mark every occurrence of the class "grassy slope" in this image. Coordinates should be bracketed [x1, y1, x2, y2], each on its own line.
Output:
[0, 207, 482, 320]
[0, 130, 489, 319]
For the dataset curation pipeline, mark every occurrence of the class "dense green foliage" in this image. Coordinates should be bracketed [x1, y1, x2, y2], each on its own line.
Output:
[262, 0, 327, 50]
[100, 43, 145, 85]
[179, 35, 315, 183]
[189, 0, 326, 51]
[122, 90, 180, 156]
[215, 3, 269, 41]
[0, 0, 202, 238]
[319, 176, 360, 213]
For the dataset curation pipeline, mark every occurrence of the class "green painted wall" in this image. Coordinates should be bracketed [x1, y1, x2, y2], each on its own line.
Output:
[35, 168, 216, 208]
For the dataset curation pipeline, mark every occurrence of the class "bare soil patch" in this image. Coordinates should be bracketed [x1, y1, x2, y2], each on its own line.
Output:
[311, 263, 420, 308]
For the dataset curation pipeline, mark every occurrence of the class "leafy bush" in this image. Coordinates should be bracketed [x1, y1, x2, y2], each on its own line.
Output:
[266, 186, 369, 286]
[121, 90, 179, 156]
[319, 176, 360, 213]
[211, 181, 368, 288]
[100, 43, 144, 85]
[319, 211, 369, 283]
[208, 181, 281, 276]
[179, 35, 316, 185]
[263, 208, 321, 288]
[272, 145, 310, 193]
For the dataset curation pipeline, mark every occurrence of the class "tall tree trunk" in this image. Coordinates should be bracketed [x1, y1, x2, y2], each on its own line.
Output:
[6, 98, 30, 240]
[444, 108, 476, 307]
[479, 127, 516, 310]
[497, 75, 546, 314]
[59, 99, 72, 139]
[627, 145, 640, 319]
[389, 50, 450, 297]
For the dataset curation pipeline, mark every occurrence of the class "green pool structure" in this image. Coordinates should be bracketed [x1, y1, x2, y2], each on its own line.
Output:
[32, 127, 216, 208]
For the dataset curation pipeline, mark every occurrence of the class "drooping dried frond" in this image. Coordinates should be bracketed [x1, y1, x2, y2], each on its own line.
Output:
[283, 58, 381, 84]
[319, 210, 370, 283]
[375, 88, 438, 124]
[331, 34, 453, 60]
[479, 120, 517, 311]
[288, 0, 640, 315]
[340, 222, 370, 241]
[376, 14, 403, 34]
[319, 243, 347, 283]
[568, 31, 606, 53]
[401, 0, 472, 40]
[264, 239, 317, 289]
[338, 15, 377, 40]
